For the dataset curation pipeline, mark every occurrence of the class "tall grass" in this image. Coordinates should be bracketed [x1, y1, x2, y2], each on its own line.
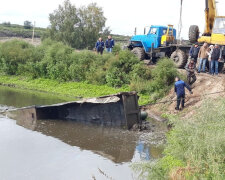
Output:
[137, 98, 225, 179]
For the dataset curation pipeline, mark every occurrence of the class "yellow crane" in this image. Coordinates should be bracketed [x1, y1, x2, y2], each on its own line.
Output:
[189, 0, 225, 45]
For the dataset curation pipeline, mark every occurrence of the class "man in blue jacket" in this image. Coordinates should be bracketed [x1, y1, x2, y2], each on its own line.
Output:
[96, 37, 104, 55]
[174, 77, 193, 110]
[189, 43, 200, 62]
[105, 35, 115, 53]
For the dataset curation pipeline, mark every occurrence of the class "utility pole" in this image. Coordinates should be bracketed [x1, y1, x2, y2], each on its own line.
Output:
[32, 21, 36, 44]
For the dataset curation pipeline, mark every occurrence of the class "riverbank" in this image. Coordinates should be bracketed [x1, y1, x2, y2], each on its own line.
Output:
[139, 73, 225, 179]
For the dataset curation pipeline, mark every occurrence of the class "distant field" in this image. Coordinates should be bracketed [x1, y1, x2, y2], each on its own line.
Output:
[0, 37, 41, 46]
[0, 24, 131, 43]
[0, 24, 45, 38]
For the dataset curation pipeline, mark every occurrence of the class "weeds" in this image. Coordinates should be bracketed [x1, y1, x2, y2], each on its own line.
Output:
[137, 98, 225, 179]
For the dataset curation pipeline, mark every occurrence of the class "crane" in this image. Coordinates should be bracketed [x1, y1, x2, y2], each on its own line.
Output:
[188, 0, 225, 45]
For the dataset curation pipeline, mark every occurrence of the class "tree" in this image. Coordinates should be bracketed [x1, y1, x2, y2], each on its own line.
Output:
[100, 27, 112, 40]
[78, 3, 106, 49]
[2, 22, 11, 27]
[47, 0, 106, 49]
[24, 21, 32, 29]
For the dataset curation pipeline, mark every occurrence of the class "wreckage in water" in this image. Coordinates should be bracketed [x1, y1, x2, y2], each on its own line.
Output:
[6, 92, 140, 129]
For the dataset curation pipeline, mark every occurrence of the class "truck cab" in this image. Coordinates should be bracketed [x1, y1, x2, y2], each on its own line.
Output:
[128, 25, 176, 60]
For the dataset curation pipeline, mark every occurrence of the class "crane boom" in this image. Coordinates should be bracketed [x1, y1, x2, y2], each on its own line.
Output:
[204, 0, 216, 35]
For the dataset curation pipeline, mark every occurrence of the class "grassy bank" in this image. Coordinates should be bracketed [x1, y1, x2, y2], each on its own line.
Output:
[137, 98, 225, 179]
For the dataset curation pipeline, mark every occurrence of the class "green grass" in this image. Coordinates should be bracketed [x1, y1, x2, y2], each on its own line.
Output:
[136, 98, 225, 179]
[0, 75, 128, 97]
[0, 75, 153, 105]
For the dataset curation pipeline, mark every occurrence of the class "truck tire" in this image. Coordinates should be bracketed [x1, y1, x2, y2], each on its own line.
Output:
[170, 50, 187, 68]
[189, 25, 199, 43]
[131, 47, 145, 60]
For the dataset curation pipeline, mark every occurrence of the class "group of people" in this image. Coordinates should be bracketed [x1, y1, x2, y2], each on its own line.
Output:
[188, 42, 222, 74]
[185, 42, 222, 86]
[175, 42, 222, 111]
[95, 35, 115, 55]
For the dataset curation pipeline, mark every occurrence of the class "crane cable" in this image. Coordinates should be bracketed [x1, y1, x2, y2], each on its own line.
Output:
[178, 0, 183, 43]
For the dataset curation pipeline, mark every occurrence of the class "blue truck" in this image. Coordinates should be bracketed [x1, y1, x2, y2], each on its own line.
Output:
[128, 25, 191, 68]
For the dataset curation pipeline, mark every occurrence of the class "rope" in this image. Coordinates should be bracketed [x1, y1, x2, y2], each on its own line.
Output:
[141, 90, 225, 107]
[177, 0, 183, 43]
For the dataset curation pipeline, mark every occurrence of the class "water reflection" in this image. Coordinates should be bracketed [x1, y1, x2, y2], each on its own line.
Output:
[135, 141, 151, 161]
[0, 85, 68, 108]
[27, 119, 164, 163]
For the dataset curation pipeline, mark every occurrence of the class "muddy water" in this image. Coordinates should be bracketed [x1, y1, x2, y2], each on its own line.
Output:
[0, 86, 166, 180]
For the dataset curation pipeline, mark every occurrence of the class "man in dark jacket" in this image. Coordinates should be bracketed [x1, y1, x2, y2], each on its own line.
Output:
[185, 59, 197, 85]
[189, 43, 200, 62]
[210, 44, 221, 75]
[174, 77, 193, 110]
[95, 37, 104, 55]
[105, 35, 115, 53]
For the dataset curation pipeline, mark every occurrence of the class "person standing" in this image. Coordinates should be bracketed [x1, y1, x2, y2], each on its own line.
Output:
[174, 77, 193, 110]
[207, 45, 214, 74]
[198, 42, 209, 73]
[189, 43, 200, 62]
[95, 37, 105, 55]
[185, 59, 197, 86]
[105, 35, 115, 53]
[211, 44, 221, 76]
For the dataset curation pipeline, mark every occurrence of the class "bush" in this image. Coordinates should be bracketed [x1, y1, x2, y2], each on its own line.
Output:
[0, 40, 34, 75]
[112, 44, 121, 55]
[152, 58, 178, 87]
[130, 58, 178, 102]
[106, 50, 140, 87]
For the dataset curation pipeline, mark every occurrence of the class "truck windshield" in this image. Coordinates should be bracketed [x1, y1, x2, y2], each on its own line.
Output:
[149, 28, 157, 34]
[213, 17, 225, 34]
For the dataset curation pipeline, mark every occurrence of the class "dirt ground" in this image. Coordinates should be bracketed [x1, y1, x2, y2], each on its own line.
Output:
[143, 70, 225, 119]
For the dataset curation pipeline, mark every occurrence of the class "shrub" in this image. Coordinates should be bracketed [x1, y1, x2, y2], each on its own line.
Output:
[106, 50, 140, 87]
[112, 44, 121, 55]
[0, 40, 34, 75]
[152, 58, 178, 86]
[130, 58, 178, 102]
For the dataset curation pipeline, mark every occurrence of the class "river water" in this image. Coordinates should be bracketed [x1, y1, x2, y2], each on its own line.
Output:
[0, 86, 166, 180]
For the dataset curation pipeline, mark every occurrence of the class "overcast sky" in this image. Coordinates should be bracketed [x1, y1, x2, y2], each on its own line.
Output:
[0, 0, 224, 39]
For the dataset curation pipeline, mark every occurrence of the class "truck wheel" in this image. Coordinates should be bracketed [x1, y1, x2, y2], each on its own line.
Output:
[131, 47, 145, 60]
[170, 50, 187, 68]
[189, 25, 199, 43]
